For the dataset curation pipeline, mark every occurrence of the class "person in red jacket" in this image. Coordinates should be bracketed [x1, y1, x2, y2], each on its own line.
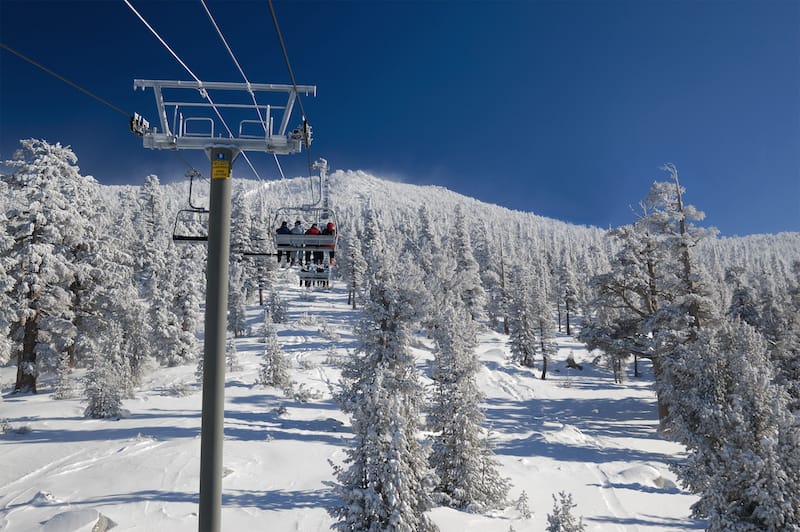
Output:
[322, 222, 336, 266]
[304, 223, 321, 265]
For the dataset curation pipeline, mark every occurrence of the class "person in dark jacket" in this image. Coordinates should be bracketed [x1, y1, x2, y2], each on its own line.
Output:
[275, 221, 291, 264]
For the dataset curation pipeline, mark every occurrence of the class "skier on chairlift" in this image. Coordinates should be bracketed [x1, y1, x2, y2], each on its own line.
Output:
[322, 221, 336, 266]
[305, 223, 321, 265]
[276, 221, 291, 264]
[290, 220, 304, 265]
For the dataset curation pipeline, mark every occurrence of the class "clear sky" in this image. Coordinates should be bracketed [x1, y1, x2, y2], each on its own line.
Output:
[1, 0, 798, 236]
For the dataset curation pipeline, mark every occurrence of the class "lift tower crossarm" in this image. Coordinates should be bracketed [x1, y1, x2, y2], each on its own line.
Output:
[133, 79, 316, 154]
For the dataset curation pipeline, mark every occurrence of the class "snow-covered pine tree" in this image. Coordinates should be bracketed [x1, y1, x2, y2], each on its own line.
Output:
[516, 490, 532, 519]
[226, 334, 241, 372]
[267, 289, 288, 324]
[767, 260, 800, 411]
[428, 293, 509, 512]
[173, 271, 201, 364]
[724, 266, 761, 327]
[228, 259, 248, 338]
[0, 209, 15, 366]
[533, 276, 557, 380]
[338, 233, 367, 310]
[331, 224, 438, 532]
[230, 185, 259, 301]
[135, 174, 188, 367]
[258, 308, 291, 390]
[450, 204, 487, 320]
[3, 139, 92, 393]
[580, 166, 717, 425]
[472, 222, 504, 331]
[546, 491, 586, 532]
[83, 323, 128, 419]
[70, 228, 144, 395]
[53, 351, 75, 399]
[557, 252, 579, 335]
[507, 266, 539, 368]
[665, 320, 800, 531]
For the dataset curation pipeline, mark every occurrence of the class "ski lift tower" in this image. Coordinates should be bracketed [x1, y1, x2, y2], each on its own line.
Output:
[132, 79, 315, 532]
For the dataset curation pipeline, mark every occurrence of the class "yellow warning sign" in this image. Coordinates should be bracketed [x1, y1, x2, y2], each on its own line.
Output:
[211, 160, 230, 179]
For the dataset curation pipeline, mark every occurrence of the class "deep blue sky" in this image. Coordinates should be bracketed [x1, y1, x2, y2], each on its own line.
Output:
[1, 0, 798, 236]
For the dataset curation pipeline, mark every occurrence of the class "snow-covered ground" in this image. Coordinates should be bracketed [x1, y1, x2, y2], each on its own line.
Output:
[0, 273, 704, 531]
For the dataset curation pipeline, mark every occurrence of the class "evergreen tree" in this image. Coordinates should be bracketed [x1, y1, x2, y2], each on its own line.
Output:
[507, 267, 539, 368]
[173, 273, 201, 364]
[83, 323, 127, 419]
[226, 335, 241, 372]
[331, 226, 438, 531]
[557, 253, 579, 335]
[473, 223, 505, 331]
[533, 276, 557, 380]
[53, 351, 76, 400]
[2, 139, 90, 393]
[664, 321, 800, 531]
[135, 174, 187, 367]
[580, 166, 717, 425]
[724, 267, 761, 327]
[428, 294, 509, 511]
[258, 309, 291, 390]
[0, 210, 15, 366]
[340, 234, 367, 310]
[227, 259, 248, 338]
[451, 204, 487, 320]
[769, 260, 800, 411]
[546, 492, 586, 532]
[267, 289, 288, 324]
[516, 490, 532, 519]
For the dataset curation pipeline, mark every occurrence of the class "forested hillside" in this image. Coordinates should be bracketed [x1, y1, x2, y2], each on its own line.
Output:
[2, 139, 799, 530]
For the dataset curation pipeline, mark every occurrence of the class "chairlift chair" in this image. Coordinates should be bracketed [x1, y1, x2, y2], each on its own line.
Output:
[173, 208, 210, 242]
[272, 206, 338, 255]
[171, 169, 210, 243]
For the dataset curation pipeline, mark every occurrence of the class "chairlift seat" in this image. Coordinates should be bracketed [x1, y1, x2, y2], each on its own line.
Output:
[298, 266, 333, 281]
[275, 233, 335, 251]
[173, 234, 209, 243]
[172, 208, 209, 243]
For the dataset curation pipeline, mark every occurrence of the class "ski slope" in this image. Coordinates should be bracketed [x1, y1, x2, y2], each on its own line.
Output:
[0, 272, 703, 531]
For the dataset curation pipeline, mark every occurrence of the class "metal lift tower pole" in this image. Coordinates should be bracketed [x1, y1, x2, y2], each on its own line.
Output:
[198, 147, 234, 531]
[132, 79, 315, 532]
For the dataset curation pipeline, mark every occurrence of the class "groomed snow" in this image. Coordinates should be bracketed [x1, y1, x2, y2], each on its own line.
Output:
[0, 272, 703, 531]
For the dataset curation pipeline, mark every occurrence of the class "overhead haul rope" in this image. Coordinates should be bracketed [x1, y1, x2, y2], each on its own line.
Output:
[266, 0, 327, 212]
[1, 42, 129, 118]
[123, 0, 263, 181]
[199, 0, 286, 181]
[1, 42, 209, 185]
[267, 0, 314, 175]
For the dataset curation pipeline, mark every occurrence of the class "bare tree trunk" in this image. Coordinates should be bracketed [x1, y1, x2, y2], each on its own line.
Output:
[557, 304, 562, 333]
[499, 246, 510, 334]
[15, 313, 39, 393]
[652, 356, 669, 427]
[565, 298, 571, 336]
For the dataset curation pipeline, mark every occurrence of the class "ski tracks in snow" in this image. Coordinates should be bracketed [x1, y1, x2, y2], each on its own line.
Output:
[0, 438, 166, 529]
[585, 462, 640, 532]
